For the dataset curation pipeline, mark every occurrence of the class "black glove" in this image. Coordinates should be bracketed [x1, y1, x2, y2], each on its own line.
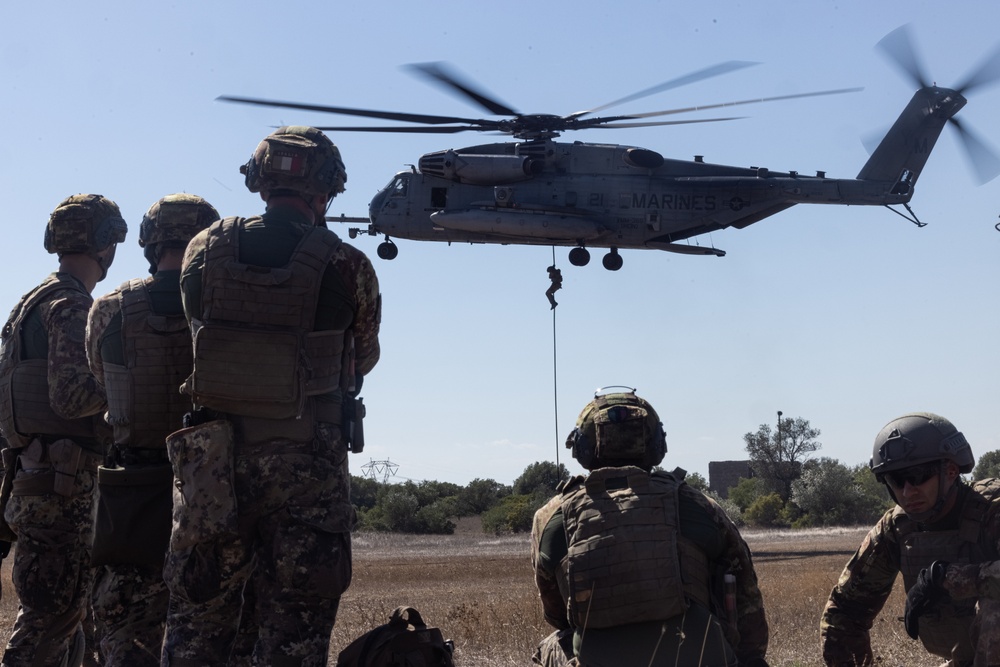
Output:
[739, 657, 770, 667]
[904, 560, 948, 640]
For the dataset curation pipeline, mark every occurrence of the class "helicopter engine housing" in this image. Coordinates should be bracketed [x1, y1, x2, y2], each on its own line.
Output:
[419, 150, 542, 185]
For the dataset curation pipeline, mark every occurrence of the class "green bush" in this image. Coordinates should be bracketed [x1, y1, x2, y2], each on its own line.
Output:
[481, 494, 540, 534]
[744, 493, 787, 527]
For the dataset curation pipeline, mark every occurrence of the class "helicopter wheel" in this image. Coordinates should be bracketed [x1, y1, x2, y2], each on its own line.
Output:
[568, 246, 590, 267]
[377, 240, 398, 260]
[602, 248, 623, 271]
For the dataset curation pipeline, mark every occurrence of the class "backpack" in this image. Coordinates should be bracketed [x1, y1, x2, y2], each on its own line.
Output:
[336, 606, 455, 667]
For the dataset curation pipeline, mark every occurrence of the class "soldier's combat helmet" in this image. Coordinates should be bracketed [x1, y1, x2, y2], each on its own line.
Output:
[138, 193, 219, 273]
[44, 194, 127, 256]
[566, 388, 667, 471]
[870, 412, 974, 521]
[870, 412, 974, 479]
[241, 126, 347, 200]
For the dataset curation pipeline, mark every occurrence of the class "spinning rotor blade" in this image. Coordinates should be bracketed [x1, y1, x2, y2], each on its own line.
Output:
[956, 42, 1000, 94]
[314, 125, 479, 134]
[615, 87, 863, 121]
[579, 61, 759, 116]
[950, 117, 1000, 184]
[586, 117, 744, 129]
[217, 95, 490, 127]
[877, 24, 930, 89]
[405, 62, 519, 116]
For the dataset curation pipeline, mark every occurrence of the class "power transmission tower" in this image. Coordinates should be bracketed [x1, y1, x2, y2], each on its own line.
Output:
[360, 459, 398, 484]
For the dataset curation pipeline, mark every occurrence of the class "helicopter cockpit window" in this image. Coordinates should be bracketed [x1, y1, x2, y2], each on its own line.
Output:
[390, 176, 408, 197]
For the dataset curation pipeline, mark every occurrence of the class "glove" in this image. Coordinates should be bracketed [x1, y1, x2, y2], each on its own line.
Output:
[739, 657, 770, 667]
[904, 560, 948, 640]
[0, 540, 10, 560]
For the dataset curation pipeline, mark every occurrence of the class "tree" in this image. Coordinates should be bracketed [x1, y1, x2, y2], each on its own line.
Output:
[791, 458, 891, 526]
[685, 471, 709, 492]
[513, 461, 569, 497]
[456, 478, 511, 515]
[727, 477, 765, 512]
[973, 449, 1000, 481]
[744, 416, 821, 501]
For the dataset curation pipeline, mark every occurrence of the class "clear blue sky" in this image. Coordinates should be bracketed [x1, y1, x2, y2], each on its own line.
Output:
[3, 0, 997, 486]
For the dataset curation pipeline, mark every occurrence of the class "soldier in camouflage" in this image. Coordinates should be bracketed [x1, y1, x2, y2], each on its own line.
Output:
[821, 413, 1000, 667]
[0, 194, 127, 667]
[531, 389, 769, 667]
[86, 194, 219, 666]
[161, 126, 381, 667]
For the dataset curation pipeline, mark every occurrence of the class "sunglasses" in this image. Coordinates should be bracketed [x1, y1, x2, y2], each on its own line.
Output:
[885, 462, 940, 489]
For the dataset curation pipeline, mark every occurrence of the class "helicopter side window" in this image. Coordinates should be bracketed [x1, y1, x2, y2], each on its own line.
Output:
[431, 187, 447, 208]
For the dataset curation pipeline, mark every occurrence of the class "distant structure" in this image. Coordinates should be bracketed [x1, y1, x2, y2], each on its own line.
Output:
[360, 459, 399, 484]
[709, 460, 753, 499]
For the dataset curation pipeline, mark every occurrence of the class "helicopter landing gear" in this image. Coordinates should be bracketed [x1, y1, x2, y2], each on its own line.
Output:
[568, 246, 590, 267]
[602, 248, 623, 271]
[376, 237, 398, 260]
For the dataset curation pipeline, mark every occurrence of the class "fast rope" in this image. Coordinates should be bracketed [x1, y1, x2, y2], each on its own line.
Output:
[550, 246, 560, 466]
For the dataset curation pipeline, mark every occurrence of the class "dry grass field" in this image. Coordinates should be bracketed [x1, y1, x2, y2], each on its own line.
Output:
[0, 521, 941, 666]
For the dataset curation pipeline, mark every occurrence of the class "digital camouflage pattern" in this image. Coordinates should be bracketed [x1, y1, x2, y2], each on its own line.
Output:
[531, 476, 768, 666]
[2, 466, 98, 667]
[86, 272, 184, 667]
[1, 272, 107, 667]
[161, 422, 353, 666]
[821, 479, 1000, 667]
[91, 564, 168, 666]
[44, 194, 127, 256]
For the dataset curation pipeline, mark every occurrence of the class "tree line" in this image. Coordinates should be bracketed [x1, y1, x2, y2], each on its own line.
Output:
[350, 417, 1000, 534]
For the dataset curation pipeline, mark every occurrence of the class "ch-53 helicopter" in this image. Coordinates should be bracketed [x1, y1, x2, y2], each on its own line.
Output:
[221, 26, 1000, 271]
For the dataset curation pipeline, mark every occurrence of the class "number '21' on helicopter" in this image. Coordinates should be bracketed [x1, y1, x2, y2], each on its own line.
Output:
[221, 25, 1000, 271]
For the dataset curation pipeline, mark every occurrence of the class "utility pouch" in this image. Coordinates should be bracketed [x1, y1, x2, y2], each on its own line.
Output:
[48, 439, 83, 497]
[343, 396, 365, 453]
[0, 447, 19, 542]
[165, 419, 238, 550]
[92, 463, 173, 567]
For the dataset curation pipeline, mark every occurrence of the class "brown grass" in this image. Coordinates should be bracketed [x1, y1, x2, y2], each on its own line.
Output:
[0, 522, 941, 666]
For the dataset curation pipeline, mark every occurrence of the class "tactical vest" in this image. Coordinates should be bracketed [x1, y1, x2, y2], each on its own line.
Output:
[103, 278, 191, 449]
[559, 467, 711, 630]
[897, 479, 1000, 662]
[183, 217, 347, 420]
[0, 274, 98, 448]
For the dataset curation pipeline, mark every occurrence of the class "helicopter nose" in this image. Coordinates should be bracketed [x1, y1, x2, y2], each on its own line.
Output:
[368, 190, 386, 223]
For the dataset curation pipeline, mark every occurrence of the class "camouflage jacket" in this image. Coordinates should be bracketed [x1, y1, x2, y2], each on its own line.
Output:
[821, 480, 1000, 664]
[531, 472, 769, 662]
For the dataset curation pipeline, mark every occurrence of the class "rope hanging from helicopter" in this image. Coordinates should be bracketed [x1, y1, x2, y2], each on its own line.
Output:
[547, 247, 562, 467]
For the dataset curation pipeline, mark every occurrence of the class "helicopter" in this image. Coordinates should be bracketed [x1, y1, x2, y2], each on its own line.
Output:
[220, 26, 1000, 271]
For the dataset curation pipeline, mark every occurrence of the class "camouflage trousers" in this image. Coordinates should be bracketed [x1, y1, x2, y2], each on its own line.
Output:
[533, 629, 575, 667]
[1, 467, 97, 667]
[92, 564, 168, 667]
[161, 422, 354, 667]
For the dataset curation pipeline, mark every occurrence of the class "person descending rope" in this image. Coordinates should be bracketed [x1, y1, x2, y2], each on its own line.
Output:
[545, 265, 562, 309]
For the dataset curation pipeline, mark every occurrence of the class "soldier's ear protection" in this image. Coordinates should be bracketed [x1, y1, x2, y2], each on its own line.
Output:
[565, 396, 667, 470]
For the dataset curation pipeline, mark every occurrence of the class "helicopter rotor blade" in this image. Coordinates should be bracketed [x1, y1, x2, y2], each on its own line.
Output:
[876, 24, 930, 89]
[313, 124, 485, 134]
[588, 117, 744, 129]
[955, 41, 1000, 94]
[576, 61, 759, 118]
[609, 87, 863, 121]
[404, 62, 519, 116]
[217, 95, 488, 127]
[949, 117, 1000, 184]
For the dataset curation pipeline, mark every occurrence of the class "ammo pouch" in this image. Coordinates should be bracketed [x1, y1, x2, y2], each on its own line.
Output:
[165, 419, 238, 550]
[0, 447, 19, 542]
[92, 463, 173, 567]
